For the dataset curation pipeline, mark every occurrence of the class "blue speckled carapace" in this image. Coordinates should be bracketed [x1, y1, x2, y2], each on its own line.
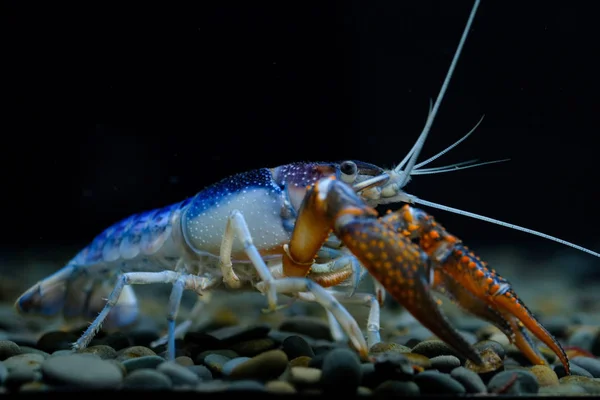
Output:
[14, 161, 383, 327]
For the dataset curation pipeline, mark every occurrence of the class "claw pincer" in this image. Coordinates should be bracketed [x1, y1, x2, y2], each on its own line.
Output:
[283, 177, 482, 364]
[387, 204, 570, 373]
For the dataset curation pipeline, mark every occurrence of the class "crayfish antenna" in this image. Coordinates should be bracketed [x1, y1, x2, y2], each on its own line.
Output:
[394, 0, 482, 188]
[405, 195, 600, 259]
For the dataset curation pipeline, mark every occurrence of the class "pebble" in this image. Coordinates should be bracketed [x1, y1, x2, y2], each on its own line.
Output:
[288, 366, 322, 387]
[539, 383, 588, 395]
[571, 356, 600, 378]
[3, 353, 45, 373]
[279, 316, 332, 341]
[567, 326, 598, 352]
[5, 367, 38, 389]
[373, 380, 420, 396]
[411, 340, 466, 363]
[529, 365, 559, 387]
[122, 355, 165, 373]
[221, 357, 251, 376]
[116, 345, 156, 361]
[265, 380, 297, 394]
[157, 360, 200, 386]
[174, 355, 194, 367]
[450, 366, 487, 393]
[186, 365, 213, 381]
[20, 346, 49, 358]
[207, 324, 270, 344]
[369, 342, 411, 355]
[122, 369, 172, 390]
[0, 362, 6, 384]
[41, 354, 123, 389]
[414, 370, 466, 394]
[0, 341, 21, 361]
[229, 349, 288, 381]
[226, 379, 265, 392]
[559, 375, 600, 394]
[269, 330, 316, 346]
[98, 332, 132, 351]
[465, 348, 504, 380]
[282, 335, 315, 359]
[320, 348, 362, 394]
[229, 338, 276, 356]
[36, 331, 78, 353]
[555, 363, 593, 378]
[289, 356, 312, 367]
[473, 340, 506, 359]
[372, 353, 414, 380]
[430, 355, 461, 372]
[196, 349, 238, 364]
[203, 353, 231, 375]
[80, 345, 118, 359]
[487, 370, 539, 394]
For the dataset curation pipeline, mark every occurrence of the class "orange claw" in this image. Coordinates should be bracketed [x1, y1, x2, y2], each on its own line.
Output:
[387, 204, 570, 374]
[285, 177, 482, 364]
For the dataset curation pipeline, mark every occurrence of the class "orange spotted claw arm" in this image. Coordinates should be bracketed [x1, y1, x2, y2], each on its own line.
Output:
[286, 177, 482, 364]
[385, 204, 570, 374]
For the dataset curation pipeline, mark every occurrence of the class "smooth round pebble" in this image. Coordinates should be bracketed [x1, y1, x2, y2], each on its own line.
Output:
[412, 340, 466, 362]
[373, 380, 420, 396]
[41, 354, 123, 389]
[555, 363, 593, 378]
[122, 355, 165, 373]
[414, 370, 466, 394]
[430, 355, 461, 372]
[157, 360, 199, 386]
[80, 345, 117, 359]
[122, 369, 172, 390]
[372, 353, 413, 380]
[116, 345, 156, 361]
[203, 354, 231, 375]
[279, 317, 332, 341]
[229, 349, 288, 381]
[226, 379, 265, 392]
[567, 327, 597, 352]
[320, 348, 362, 394]
[282, 335, 315, 359]
[473, 340, 506, 359]
[0, 362, 7, 384]
[207, 324, 270, 344]
[229, 338, 276, 357]
[5, 367, 37, 388]
[487, 370, 539, 394]
[465, 348, 504, 379]
[369, 342, 411, 355]
[265, 380, 297, 394]
[196, 349, 237, 364]
[559, 375, 600, 394]
[4, 353, 45, 372]
[289, 356, 312, 367]
[187, 365, 213, 381]
[36, 331, 78, 353]
[571, 356, 600, 378]
[450, 366, 487, 393]
[175, 356, 194, 367]
[529, 365, 559, 387]
[539, 383, 588, 395]
[288, 366, 322, 387]
[0, 341, 21, 361]
[222, 357, 251, 376]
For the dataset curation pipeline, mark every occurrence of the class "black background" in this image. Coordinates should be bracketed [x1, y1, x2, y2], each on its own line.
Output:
[3, 1, 599, 264]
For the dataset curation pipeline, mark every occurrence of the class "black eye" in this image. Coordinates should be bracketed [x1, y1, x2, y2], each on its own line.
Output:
[340, 160, 357, 176]
[340, 161, 358, 183]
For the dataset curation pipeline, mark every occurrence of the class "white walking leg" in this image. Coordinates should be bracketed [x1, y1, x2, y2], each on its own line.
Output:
[256, 278, 368, 359]
[219, 209, 278, 310]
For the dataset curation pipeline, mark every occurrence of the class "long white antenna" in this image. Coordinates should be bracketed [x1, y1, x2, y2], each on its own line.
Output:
[406, 195, 600, 258]
[396, 0, 481, 187]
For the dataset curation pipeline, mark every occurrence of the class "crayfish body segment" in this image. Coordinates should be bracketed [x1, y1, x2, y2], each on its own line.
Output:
[285, 176, 570, 373]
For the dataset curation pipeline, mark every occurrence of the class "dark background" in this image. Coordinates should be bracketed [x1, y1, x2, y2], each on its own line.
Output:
[2, 1, 599, 267]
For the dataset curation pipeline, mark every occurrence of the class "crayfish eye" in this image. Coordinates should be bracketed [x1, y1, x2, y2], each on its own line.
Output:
[340, 160, 358, 183]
